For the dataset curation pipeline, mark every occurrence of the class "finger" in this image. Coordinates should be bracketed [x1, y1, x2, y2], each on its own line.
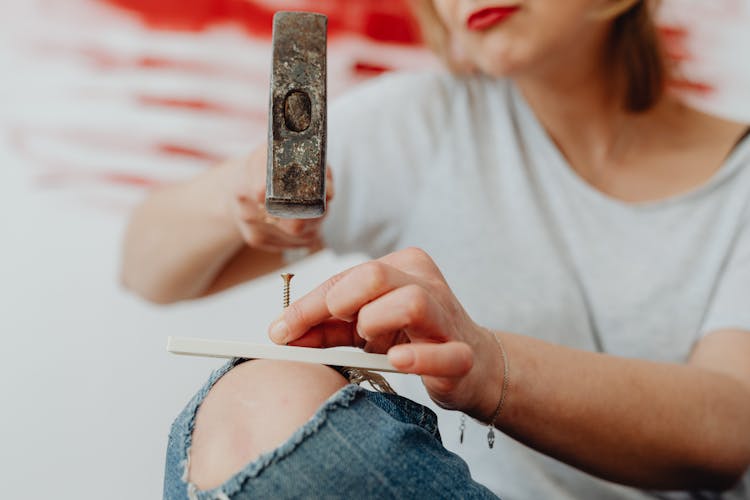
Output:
[270, 260, 409, 343]
[295, 223, 323, 240]
[236, 203, 320, 242]
[387, 341, 473, 378]
[263, 223, 322, 247]
[356, 284, 446, 343]
[325, 261, 413, 322]
[239, 221, 319, 250]
[276, 218, 316, 237]
[325, 165, 335, 202]
[361, 328, 409, 355]
[272, 260, 414, 344]
[285, 319, 363, 348]
[233, 195, 263, 222]
[269, 270, 347, 344]
[244, 147, 267, 205]
[378, 247, 445, 280]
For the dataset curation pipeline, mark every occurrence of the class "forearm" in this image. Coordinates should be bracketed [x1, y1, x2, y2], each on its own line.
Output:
[121, 162, 276, 303]
[486, 332, 750, 490]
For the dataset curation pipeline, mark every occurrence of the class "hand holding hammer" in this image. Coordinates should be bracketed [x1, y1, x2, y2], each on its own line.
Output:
[227, 12, 331, 252]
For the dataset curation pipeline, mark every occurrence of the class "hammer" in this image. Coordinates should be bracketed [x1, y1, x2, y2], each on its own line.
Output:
[265, 11, 327, 219]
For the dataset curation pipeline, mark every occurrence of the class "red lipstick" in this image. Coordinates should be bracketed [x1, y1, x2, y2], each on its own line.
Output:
[466, 6, 519, 31]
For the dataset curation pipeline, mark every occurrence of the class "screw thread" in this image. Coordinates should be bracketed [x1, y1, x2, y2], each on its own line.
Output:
[281, 273, 294, 309]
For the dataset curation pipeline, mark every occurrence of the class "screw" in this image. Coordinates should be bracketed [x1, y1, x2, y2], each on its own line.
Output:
[281, 273, 294, 309]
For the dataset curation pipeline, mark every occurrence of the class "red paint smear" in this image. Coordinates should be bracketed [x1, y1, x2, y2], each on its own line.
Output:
[137, 95, 266, 122]
[362, 10, 416, 45]
[13, 126, 222, 165]
[660, 25, 689, 41]
[72, 46, 265, 82]
[135, 55, 239, 76]
[36, 170, 163, 189]
[156, 143, 220, 162]
[98, 0, 422, 45]
[11, 126, 209, 199]
[668, 79, 714, 95]
[100, 172, 162, 187]
[659, 25, 692, 62]
[138, 95, 225, 112]
[656, 25, 714, 95]
[353, 61, 391, 76]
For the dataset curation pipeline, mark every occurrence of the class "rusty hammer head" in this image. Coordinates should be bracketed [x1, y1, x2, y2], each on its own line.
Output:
[265, 11, 327, 219]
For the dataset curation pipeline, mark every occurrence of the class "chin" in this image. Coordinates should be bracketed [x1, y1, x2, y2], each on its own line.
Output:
[476, 59, 517, 78]
[474, 49, 527, 78]
[465, 34, 532, 78]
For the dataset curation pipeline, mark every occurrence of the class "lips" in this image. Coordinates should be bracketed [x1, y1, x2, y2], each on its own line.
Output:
[466, 6, 519, 31]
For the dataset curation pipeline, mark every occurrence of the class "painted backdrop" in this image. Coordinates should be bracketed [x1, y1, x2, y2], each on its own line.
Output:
[1, 1, 748, 498]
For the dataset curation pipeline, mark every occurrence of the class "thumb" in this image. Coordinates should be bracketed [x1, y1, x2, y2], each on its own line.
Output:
[387, 341, 473, 378]
[325, 164, 335, 202]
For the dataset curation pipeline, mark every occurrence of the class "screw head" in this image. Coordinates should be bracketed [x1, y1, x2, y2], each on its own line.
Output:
[281, 273, 294, 283]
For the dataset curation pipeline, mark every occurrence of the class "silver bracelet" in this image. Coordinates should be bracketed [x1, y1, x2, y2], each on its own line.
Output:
[459, 331, 509, 449]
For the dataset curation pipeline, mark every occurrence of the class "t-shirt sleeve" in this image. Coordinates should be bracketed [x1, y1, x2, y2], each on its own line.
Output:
[321, 71, 453, 258]
[700, 209, 750, 335]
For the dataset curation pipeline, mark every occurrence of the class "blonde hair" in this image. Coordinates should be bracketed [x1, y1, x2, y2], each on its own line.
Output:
[410, 0, 666, 113]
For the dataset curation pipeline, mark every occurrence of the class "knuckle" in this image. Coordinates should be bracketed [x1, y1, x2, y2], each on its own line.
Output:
[432, 280, 453, 298]
[321, 273, 347, 317]
[431, 376, 458, 395]
[320, 271, 345, 295]
[403, 246, 430, 262]
[325, 297, 346, 319]
[326, 297, 353, 322]
[231, 195, 248, 212]
[287, 220, 307, 235]
[252, 187, 265, 204]
[361, 261, 388, 293]
[299, 226, 321, 240]
[236, 200, 262, 222]
[403, 285, 429, 323]
[243, 230, 264, 248]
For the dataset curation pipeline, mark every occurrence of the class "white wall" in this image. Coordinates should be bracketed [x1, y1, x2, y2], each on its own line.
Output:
[0, 156, 363, 496]
[1, 1, 748, 498]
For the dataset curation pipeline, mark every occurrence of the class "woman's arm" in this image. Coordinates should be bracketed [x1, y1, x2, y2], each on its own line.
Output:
[272, 247, 750, 491]
[494, 328, 750, 490]
[121, 147, 330, 303]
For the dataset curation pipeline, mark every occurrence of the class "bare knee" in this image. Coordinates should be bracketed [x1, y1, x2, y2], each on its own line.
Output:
[188, 360, 348, 490]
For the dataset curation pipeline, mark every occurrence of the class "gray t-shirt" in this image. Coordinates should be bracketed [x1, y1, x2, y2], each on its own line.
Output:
[322, 71, 750, 500]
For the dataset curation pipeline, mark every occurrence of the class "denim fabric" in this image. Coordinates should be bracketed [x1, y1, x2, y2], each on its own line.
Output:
[164, 359, 499, 500]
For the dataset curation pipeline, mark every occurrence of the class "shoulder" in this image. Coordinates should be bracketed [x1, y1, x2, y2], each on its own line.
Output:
[719, 123, 750, 203]
[330, 71, 513, 130]
[732, 127, 750, 166]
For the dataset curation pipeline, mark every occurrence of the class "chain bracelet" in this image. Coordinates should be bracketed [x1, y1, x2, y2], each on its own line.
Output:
[486, 332, 509, 449]
[459, 331, 510, 449]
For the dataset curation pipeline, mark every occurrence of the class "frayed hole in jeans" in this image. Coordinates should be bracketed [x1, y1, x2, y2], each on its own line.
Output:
[337, 367, 396, 394]
[181, 455, 190, 482]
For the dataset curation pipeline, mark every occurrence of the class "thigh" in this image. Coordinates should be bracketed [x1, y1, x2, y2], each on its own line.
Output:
[164, 359, 499, 500]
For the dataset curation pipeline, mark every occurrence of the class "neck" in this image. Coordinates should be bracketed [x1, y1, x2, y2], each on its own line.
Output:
[512, 28, 637, 168]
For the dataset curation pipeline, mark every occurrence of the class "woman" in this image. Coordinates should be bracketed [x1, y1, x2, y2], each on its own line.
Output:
[123, 0, 750, 498]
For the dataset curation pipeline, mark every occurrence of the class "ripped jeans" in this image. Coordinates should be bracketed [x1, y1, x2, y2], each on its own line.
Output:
[163, 359, 498, 499]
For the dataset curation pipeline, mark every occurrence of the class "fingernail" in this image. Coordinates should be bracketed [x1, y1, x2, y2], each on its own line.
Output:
[388, 347, 414, 367]
[269, 320, 289, 344]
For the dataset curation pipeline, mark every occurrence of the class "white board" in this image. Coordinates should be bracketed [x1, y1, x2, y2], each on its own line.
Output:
[167, 336, 400, 373]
